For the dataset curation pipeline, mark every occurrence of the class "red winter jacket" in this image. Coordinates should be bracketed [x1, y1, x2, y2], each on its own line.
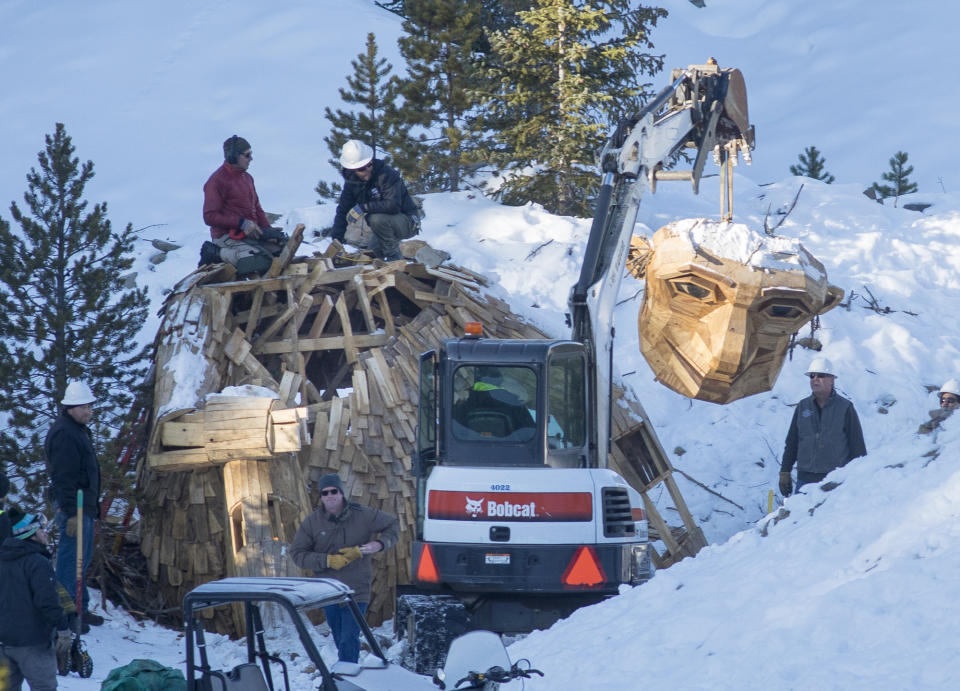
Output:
[202, 163, 271, 239]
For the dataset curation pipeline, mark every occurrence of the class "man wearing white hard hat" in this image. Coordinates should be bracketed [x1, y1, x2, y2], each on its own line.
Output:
[779, 357, 866, 495]
[322, 139, 421, 261]
[43, 380, 105, 626]
[919, 379, 960, 434]
[938, 379, 960, 411]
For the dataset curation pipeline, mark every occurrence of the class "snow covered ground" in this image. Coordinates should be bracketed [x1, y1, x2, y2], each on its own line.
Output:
[3, 1, 960, 689]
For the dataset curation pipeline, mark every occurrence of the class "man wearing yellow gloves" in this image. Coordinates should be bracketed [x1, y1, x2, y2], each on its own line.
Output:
[290, 473, 398, 663]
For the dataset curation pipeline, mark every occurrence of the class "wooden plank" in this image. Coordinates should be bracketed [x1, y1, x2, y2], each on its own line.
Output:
[201, 276, 295, 294]
[205, 396, 276, 411]
[334, 294, 358, 364]
[258, 332, 389, 355]
[278, 370, 302, 406]
[245, 287, 266, 340]
[271, 407, 305, 425]
[369, 350, 399, 408]
[147, 449, 216, 472]
[352, 274, 377, 333]
[210, 291, 232, 336]
[266, 223, 305, 278]
[161, 421, 205, 447]
[326, 397, 343, 451]
[223, 328, 252, 365]
[393, 272, 434, 305]
[297, 257, 335, 300]
[310, 410, 330, 467]
[352, 369, 371, 416]
[252, 288, 299, 351]
[270, 422, 302, 453]
[413, 289, 462, 306]
[377, 291, 395, 337]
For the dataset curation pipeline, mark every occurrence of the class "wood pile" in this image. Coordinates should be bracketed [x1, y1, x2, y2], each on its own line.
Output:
[135, 231, 704, 634]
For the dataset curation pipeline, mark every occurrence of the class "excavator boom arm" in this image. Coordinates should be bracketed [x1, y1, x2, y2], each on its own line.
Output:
[570, 63, 754, 467]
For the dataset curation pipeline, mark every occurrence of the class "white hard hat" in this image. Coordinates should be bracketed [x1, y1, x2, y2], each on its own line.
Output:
[339, 139, 374, 170]
[940, 379, 960, 397]
[61, 380, 95, 406]
[805, 356, 836, 377]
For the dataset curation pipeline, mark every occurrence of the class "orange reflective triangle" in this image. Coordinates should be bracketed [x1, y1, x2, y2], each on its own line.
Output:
[416, 543, 441, 583]
[562, 546, 606, 587]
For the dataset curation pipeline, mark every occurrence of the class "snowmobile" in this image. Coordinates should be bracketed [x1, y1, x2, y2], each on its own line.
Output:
[433, 631, 542, 690]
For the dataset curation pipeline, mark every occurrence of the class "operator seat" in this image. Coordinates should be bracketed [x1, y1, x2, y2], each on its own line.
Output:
[465, 410, 513, 437]
[205, 663, 269, 691]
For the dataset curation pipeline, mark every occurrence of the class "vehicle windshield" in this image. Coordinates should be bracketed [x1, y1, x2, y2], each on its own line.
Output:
[451, 365, 538, 442]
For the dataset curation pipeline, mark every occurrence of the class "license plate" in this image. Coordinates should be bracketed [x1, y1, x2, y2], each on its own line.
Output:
[485, 553, 510, 565]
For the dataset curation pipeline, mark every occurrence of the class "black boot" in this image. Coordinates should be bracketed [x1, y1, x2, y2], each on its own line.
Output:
[82, 610, 105, 626]
[199, 241, 221, 267]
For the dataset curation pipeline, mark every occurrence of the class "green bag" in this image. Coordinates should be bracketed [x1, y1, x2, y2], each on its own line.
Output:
[100, 658, 186, 691]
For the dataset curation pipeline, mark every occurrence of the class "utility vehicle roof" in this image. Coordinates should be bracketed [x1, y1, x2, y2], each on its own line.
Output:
[183, 577, 354, 613]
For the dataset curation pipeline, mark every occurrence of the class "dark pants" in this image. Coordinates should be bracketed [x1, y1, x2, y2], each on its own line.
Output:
[55, 510, 95, 612]
[1, 642, 58, 691]
[368, 213, 416, 259]
[324, 601, 368, 663]
[796, 470, 828, 492]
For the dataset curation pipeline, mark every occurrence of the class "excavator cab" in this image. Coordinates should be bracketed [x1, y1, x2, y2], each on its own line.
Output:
[415, 336, 590, 473]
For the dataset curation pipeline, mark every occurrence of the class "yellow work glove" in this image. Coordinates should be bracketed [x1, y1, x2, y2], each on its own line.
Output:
[66, 515, 78, 537]
[325, 553, 351, 570]
[338, 545, 364, 563]
[779, 471, 793, 497]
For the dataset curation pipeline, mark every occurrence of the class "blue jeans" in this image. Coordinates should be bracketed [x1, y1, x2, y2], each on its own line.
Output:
[55, 510, 95, 612]
[324, 601, 368, 663]
[796, 470, 828, 492]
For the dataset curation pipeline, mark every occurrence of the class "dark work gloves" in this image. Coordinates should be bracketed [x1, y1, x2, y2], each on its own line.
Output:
[779, 471, 793, 497]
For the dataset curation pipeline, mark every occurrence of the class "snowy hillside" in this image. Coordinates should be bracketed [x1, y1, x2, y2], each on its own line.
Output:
[3, 1, 960, 689]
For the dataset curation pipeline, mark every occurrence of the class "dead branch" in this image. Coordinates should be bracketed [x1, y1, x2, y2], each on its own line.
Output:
[525, 239, 554, 261]
[674, 467, 744, 511]
[763, 183, 804, 236]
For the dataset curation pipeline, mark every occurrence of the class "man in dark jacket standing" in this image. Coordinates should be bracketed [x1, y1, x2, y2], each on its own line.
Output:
[0, 511, 71, 691]
[44, 380, 104, 626]
[201, 134, 286, 274]
[324, 140, 420, 261]
[780, 357, 867, 495]
[290, 473, 398, 663]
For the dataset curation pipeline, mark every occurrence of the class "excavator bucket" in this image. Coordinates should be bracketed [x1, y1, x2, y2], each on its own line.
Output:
[721, 68, 750, 141]
[633, 219, 842, 404]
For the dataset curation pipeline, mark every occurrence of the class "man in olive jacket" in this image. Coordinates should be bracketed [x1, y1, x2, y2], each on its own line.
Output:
[290, 473, 398, 663]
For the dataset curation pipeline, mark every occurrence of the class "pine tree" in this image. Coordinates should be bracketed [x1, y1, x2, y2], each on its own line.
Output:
[790, 145, 835, 183]
[474, 0, 667, 216]
[869, 151, 918, 204]
[316, 33, 403, 201]
[394, 0, 487, 192]
[0, 123, 150, 509]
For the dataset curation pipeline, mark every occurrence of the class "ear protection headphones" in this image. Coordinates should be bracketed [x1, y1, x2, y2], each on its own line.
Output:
[226, 135, 240, 165]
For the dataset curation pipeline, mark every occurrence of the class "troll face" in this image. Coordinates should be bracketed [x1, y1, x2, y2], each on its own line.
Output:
[636, 219, 842, 404]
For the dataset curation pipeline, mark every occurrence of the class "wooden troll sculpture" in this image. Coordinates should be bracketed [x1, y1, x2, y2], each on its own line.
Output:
[635, 218, 843, 404]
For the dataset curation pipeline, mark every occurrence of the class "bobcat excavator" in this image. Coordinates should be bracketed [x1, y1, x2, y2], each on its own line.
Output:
[396, 62, 760, 675]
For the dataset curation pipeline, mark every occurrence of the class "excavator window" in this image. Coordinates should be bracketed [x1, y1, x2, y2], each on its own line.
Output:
[451, 365, 537, 442]
[547, 355, 586, 449]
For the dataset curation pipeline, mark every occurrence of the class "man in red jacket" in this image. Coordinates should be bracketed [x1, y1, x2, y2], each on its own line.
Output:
[201, 135, 287, 275]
